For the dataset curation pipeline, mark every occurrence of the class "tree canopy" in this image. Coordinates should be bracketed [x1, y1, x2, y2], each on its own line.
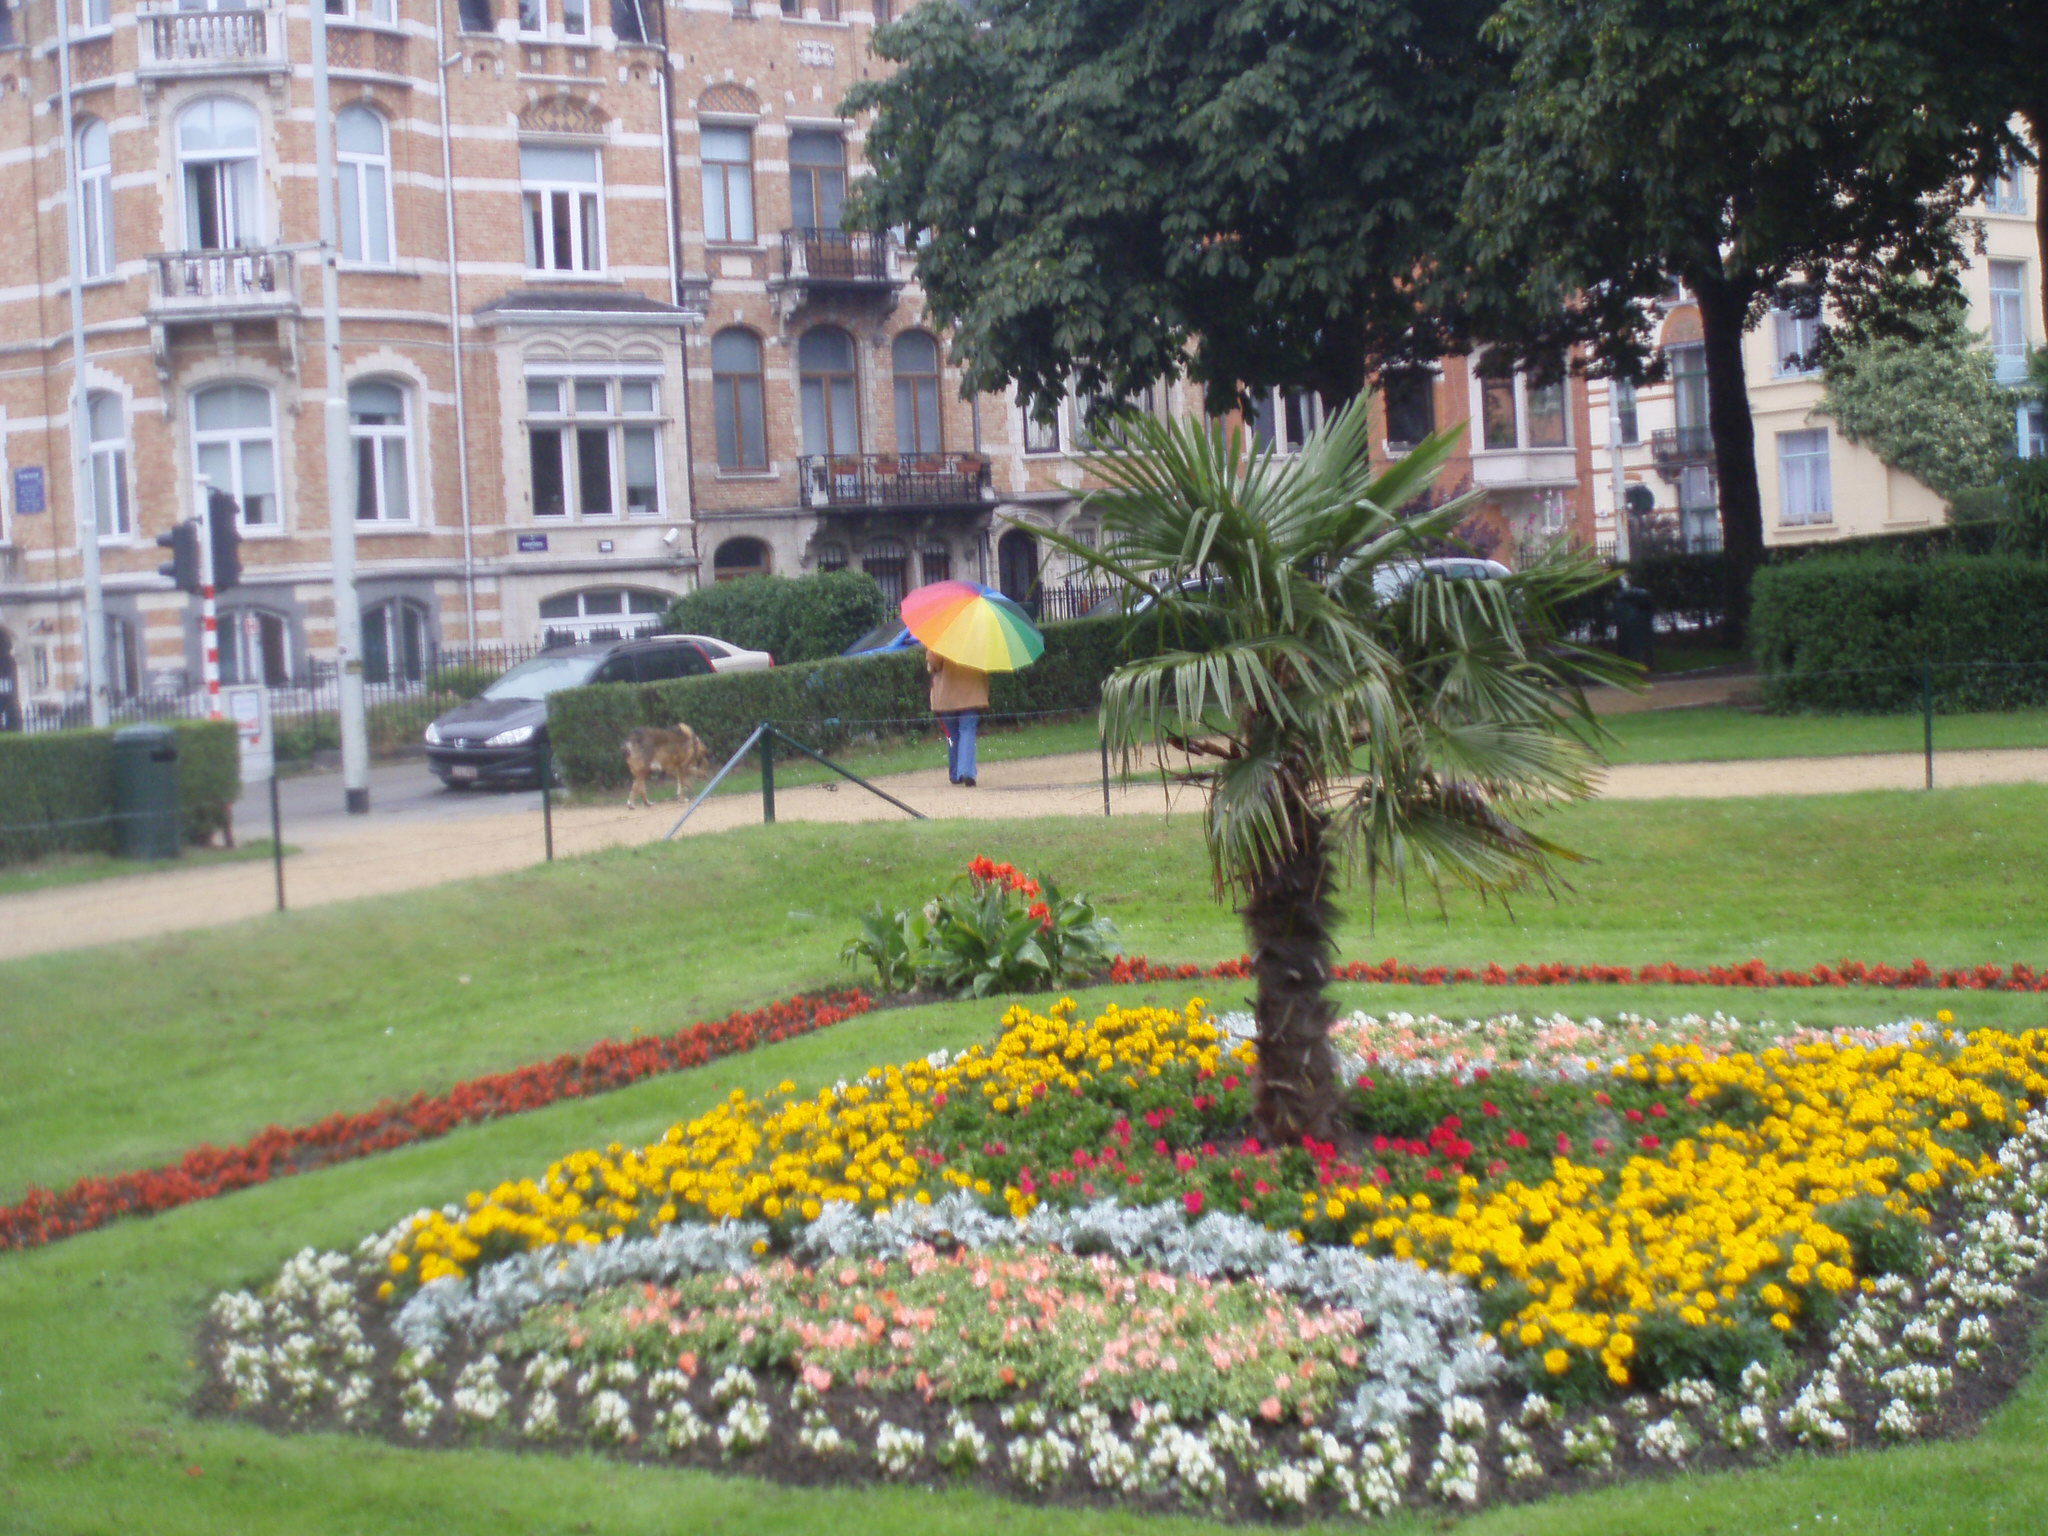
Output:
[846, 0, 1505, 416]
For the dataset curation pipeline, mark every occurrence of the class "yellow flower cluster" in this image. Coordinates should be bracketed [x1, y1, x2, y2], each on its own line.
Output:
[1320, 1031, 2048, 1385]
[394, 998, 1238, 1286]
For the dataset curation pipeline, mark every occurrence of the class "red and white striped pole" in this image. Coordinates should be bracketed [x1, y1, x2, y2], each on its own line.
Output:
[199, 506, 222, 721]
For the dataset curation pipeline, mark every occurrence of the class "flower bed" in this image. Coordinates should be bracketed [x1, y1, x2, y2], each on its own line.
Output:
[1113, 955, 2048, 992]
[204, 999, 2048, 1521]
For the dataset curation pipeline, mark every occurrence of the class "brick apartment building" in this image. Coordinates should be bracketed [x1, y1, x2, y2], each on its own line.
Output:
[0, 0, 1596, 720]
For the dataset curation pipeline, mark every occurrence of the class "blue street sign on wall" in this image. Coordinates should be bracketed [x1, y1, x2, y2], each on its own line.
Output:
[13, 466, 45, 515]
[516, 533, 549, 552]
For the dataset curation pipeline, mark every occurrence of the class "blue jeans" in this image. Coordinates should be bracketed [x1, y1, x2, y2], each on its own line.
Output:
[942, 710, 980, 782]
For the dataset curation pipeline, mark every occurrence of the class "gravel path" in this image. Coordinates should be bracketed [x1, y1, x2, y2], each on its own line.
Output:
[4, 730, 2047, 963]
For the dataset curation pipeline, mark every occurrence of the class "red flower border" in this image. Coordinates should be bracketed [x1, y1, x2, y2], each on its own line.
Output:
[1109, 955, 2048, 991]
[7, 952, 2040, 1259]
[0, 990, 872, 1257]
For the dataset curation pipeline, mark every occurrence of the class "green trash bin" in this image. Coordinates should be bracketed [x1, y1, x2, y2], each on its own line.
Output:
[112, 723, 182, 860]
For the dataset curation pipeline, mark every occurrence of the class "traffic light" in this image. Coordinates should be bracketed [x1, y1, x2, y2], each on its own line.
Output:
[156, 519, 201, 594]
[206, 490, 242, 595]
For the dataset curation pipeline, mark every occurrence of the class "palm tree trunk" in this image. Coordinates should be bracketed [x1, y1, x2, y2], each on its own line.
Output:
[1243, 804, 1344, 1146]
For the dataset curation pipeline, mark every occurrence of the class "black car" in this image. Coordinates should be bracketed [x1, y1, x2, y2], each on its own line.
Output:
[423, 635, 714, 788]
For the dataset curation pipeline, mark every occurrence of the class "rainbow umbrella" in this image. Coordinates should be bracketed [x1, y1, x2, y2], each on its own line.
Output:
[899, 580, 1045, 672]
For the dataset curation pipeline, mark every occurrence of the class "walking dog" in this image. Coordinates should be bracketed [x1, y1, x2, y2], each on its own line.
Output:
[623, 722, 711, 808]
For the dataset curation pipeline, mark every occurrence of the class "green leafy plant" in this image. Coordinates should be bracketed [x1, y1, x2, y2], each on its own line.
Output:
[841, 859, 1121, 997]
[663, 570, 886, 665]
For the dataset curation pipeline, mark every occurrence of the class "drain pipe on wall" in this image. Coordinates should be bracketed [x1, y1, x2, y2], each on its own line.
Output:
[652, 0, 704, 578]
[433, 0, 478, 647]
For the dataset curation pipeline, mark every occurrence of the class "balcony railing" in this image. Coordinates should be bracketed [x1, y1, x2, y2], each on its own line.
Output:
[778, 229, 894, 287]
[1649, 425, 1715, 466]
[149, 248, 297, 312]
[798, 452, 993, 511]
[139, 4, 281, 71]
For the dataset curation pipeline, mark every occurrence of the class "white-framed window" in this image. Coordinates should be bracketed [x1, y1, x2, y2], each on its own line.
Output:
[781, 0, 842, 19]
[892, 331, 941, 455]
[711, 329, 768, 471]
[1772, 307, 1822, 377]
[1477, 356, 1568, 451]
[191, 382, 279, 528]
[177, 97, 262, 251]
[220, 607, 291, 685]
[1990, 260, 2030, 384]
[1249, 388, 1321, 455]
[1777, 428, 1832, 527]
[327, 0, 399, 21]
[797, 327, 859, 456]
[2020, 401, 2046, 461]
[526, 375, 663, 519]
[789, 130, 846, 232]
[78, 0, 112, 29]
[1380, 367, 1436, 448]
[336, 105, 393, 265]
[76, 119, 114, 279]
[537, 587, 666, 642]
[104, 614, 141, 701]
[700, 126, 754, 244]
[349, 379, 412, 523]
[1613, 378, 1639, 445]
[1021, 405, 1060, 455]
[1988, 156, 2029, 216]
[521, 144, 603, 273]
[517, 0, 544, 33]
[362, 597, 432, 682]
[86, 391, 130, 538]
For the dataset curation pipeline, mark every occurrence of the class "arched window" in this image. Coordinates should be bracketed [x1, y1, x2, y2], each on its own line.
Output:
[219, 606, 290, 685]
[350, 379, 411, 523]
[336, 105, 393, 265]
[813, 541, 847, 573]
[192, 383, 278, 527]
[892, 331, 941, 456]
[798, 327, 858, 458]
[711, 328, 766, 471]
[176, 98, 261, 251]
[862, 537, 907, 604]
[362, 597, 432, 683]
[537, 586, 667, 643]
[86, 391, 130, 538]
[712, 537, 771, 583]
[76, 119, 114, 278]
[919, 540, 951, 586]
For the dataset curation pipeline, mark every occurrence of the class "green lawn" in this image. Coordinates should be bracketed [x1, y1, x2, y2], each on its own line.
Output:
[1603, 703, 2048, 765]
[0, 840, 284, 899]
[3, 788, 2048, 1535]
[5, 788, 2046, 1201]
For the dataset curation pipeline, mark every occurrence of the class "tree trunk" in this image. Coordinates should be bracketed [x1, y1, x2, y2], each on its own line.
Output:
[1243, 802, 1344, 1146]
[2029, 108, 2048, 345]
[1694, 273, 1763, 644]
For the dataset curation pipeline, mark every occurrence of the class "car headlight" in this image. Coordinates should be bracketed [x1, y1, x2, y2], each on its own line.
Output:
[423, 721, 443, 745]
[484, 724, 536, 747]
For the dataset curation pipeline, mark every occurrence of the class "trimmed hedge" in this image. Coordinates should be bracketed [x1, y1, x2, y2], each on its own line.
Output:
[0, 719, 238, 866]
[1751, 553, 2048, 712]
[550, 613, 1176, 789]
[663, 570, 887, 665]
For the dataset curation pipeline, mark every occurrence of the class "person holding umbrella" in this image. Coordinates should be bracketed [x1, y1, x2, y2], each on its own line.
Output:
[899, 579, 1045, 788]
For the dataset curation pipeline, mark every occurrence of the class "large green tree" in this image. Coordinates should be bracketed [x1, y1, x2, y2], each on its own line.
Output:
[1465, 0, 2012, 629]
[1041, 402, 1618, 1144]
[845, 0, 1507, 416]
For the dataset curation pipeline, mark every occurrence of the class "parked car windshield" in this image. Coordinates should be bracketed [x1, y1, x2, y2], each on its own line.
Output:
[480, 654, 602, 701]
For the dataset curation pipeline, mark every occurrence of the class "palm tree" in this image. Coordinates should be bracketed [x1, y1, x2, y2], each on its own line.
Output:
[1033, 396, 1625, 1146]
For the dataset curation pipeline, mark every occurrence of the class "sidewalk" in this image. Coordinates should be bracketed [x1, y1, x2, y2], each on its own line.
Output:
[6, 677, 2046, 963]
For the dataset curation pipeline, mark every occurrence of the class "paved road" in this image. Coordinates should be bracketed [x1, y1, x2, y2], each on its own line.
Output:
[237, 758, 545, 836]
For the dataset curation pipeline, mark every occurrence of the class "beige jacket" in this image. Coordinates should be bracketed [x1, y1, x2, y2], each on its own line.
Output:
[927, 651, 991, 713]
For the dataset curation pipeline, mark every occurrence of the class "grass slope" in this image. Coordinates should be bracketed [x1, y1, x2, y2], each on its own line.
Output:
[5, 991, 2048, 1536]
[5, 787, 2046, 1202]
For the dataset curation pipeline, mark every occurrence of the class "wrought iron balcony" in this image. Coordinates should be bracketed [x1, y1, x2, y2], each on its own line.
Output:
[1649, 425, 1715, 467]
[771, 230, 900, 317]
[149, 248, 298, 316]
[138, 3, 284, 75]
[798, 452, 993, 512]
